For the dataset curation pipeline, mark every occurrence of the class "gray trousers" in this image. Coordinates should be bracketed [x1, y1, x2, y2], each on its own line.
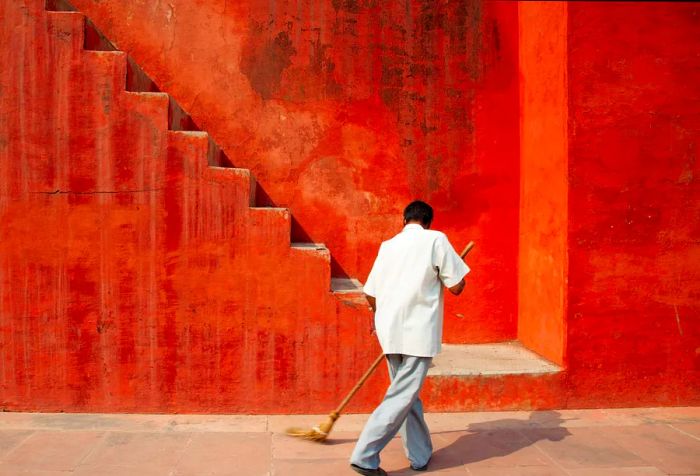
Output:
[350, 354, 433, 469]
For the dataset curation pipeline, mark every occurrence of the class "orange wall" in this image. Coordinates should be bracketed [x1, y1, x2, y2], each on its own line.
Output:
[66, 0, 522, 343]
[0, 3, 385, 413]
[565, 2, 700, 406]
[517, 3, 567, 365]
[2, 0, 699, 414]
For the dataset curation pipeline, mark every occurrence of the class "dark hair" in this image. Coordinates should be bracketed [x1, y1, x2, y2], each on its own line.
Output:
[403, 200, 433, 226]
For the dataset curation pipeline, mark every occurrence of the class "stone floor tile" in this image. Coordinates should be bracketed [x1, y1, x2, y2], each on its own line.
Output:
[80, 431, 190, 471]
[606, 423, 700, 474]
[377, 444, 414, 472]
[390, 466, 469, 475]
[528, 427, 647, 469]
[427, 410, 585, 436]
[566, 467, 667, 475]
[272, 431, 360, 460]
[0, 412, 268, 434]
[2, 430, 104, 471]
[73, 462, 173, 476]
[433, 428, 552, 468]
[0, 413, 41, 429]
[669, 422, 700, 440]
[0, 430, 33, 459]
[174, 432, 271, 475]
[426, 411, 533, 432]
[0, 410, 698, 476]
[269, 414, 369, 433]
[465, 467, 568, 476]
[165, 415, 268, 433]
[7, 412, 168, 432]
[273, 457, 358, 475]
[0, 464, 77, 475]
[604, 407, 700, 425]
[648, 406, 700, 421]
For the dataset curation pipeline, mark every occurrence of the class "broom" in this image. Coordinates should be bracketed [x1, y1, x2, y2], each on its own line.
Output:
[286, 240, 475, 442]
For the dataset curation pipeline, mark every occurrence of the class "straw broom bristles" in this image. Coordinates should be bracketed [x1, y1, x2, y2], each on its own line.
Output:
[285, 411, 340, 442]
[285, 354, 385, 442]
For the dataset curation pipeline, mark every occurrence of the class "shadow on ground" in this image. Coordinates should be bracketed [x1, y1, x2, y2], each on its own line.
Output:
[411, 411, 571, 472]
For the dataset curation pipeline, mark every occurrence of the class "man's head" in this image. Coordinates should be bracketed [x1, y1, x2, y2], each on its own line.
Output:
[403, 200, 433, 228]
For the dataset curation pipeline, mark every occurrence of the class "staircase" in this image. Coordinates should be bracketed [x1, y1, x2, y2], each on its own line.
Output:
[0, 0, 562, 414]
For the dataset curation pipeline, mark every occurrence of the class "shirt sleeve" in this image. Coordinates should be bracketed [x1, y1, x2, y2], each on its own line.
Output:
[433, 234, 470, 288]
[363, 243, 384, 297]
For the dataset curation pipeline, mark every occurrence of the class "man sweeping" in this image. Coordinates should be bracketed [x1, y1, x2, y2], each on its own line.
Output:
[350, 200, 470, 476]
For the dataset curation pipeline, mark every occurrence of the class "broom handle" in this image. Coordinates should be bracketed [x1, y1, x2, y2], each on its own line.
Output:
[333, 241, 475, 416]
[460, 241, 475, 259]
[333, 352, 386, 415]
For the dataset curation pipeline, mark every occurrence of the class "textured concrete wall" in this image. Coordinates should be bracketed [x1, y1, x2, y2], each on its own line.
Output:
[66, 0, 521, 344]
[517, 3, 568, 366]
[565, 2, 700, 406]
[0, 2, 385, 413]
[1, 0, 698, 413]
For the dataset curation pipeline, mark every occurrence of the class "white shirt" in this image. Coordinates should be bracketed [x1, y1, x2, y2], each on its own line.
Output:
[363, 224, 470, 357]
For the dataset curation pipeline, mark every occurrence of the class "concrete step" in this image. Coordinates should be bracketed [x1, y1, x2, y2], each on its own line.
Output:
[204, 166, 256, 206]
[248, 207, 291, 251]
[330, 278, 363, 294]
[290, 242, 328, 252]
[429, 341, 561, 377]
[81, 50, 127, 94]
[167, 130, 210, 178]
[123, 91, 170, 131]
[45, 11, 84, 52]
[289, 243, 331, 292]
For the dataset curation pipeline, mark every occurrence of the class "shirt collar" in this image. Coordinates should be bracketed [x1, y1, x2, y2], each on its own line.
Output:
[403, 223, 424, 231]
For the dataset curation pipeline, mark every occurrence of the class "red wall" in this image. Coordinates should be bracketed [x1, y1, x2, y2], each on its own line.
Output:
[1, 0, 699, 414]
[565, 2, 700, 406]
[65, 0, 522, 343]
[517, 3, 568, 366]
[0, 2, 385, 413]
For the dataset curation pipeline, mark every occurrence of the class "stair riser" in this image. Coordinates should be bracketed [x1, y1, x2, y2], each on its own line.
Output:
[247, 208, 291, 254]
[423, 373, 565, 412]
[46, 12, 84, 53]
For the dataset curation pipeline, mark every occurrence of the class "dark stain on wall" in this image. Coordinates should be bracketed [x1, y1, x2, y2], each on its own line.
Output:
[372, 0, 483, 196]
[332, 0, 377, 14]
[306, 28, 343, 98]
[240, 26, 296, 100]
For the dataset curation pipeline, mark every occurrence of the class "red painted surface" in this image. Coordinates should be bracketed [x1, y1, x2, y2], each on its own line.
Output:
[1, 0, 699, 414]
[564, 2, 700, 407]
[64, 0, 521, 344]
[0, 2, 386, 413]
[517, 3, 568, 366]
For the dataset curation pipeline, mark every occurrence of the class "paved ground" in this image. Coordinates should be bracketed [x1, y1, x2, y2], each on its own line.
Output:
[0, 407, 698, 475]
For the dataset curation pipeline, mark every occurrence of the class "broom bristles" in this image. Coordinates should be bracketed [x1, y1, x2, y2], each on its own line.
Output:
[285, 412, 339, 442]
[285, 425, 329, 442]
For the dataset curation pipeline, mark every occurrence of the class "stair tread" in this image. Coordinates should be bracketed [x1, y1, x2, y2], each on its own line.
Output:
[251, 206, 288, 212]
[81, 50, 125, 56]
[169, 130, 208, 137]
[331, 277, 363, 293]
[428, 342, 561, 377]
[291, 242, 327, 250]
[46, 10, 82, 16]
[124, 91, 169, 98]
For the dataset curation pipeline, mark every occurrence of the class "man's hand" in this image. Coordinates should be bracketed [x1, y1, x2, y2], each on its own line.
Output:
[365, 294, 377, 335]
[365, 294, 376, 312]
[448, 278, 466, 296]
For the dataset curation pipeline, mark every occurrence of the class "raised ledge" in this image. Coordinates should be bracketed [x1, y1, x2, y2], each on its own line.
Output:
[428, 342, 562, 377]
